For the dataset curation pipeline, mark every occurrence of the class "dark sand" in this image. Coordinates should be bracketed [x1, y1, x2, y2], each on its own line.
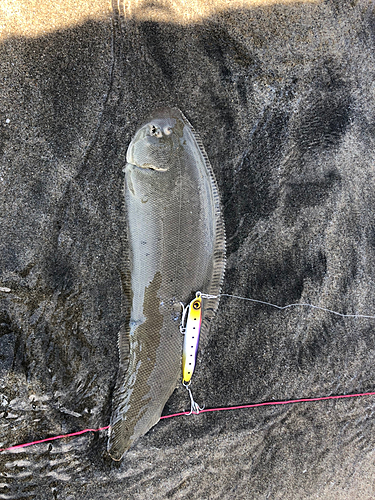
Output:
[1, 0, 375, 498]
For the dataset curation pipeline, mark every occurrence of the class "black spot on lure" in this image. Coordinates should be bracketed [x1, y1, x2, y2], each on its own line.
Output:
[108, 108, 226, 460]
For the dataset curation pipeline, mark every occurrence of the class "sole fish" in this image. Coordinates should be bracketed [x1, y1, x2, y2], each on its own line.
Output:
[108, 108, 226, 460]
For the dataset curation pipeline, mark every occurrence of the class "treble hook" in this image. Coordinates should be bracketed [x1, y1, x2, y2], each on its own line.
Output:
[183, 382, 204, 415]
[179, 302, 189, 334]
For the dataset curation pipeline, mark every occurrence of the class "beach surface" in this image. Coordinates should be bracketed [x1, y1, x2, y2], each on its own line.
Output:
[1, 1, 375, 498]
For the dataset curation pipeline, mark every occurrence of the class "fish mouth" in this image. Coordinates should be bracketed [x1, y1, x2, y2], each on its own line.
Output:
[142, 164, 169, 172]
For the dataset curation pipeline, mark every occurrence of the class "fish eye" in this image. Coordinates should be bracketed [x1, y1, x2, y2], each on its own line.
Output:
[150, 124, 162, 138]
[164, 126, 173, 136]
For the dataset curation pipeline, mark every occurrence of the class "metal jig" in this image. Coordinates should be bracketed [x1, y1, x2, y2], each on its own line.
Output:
[180, 291, 205, 414]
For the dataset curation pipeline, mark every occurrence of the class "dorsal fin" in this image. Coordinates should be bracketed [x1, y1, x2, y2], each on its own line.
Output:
[117, 323, 131, 376]
[178, 109, 226, 337]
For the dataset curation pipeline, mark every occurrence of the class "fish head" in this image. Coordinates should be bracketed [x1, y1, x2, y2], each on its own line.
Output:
[126, 111, 184, 172]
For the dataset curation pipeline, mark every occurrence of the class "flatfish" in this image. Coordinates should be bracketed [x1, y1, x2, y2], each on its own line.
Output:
[108, 108, 226, 460]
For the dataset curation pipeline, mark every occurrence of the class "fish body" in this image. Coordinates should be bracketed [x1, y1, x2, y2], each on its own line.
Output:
[108, 108, 225, 460]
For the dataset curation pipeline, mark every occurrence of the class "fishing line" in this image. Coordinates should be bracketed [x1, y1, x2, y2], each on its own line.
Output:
[0, 426, 110, 452]
[2, 392, 375, 452]
[201, 292, 375, 319]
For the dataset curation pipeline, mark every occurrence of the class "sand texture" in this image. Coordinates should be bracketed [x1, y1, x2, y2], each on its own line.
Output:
[1, 0, 375, 498]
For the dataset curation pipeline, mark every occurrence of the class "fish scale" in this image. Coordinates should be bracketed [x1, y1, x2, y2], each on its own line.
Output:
[108, 108, 226, 460]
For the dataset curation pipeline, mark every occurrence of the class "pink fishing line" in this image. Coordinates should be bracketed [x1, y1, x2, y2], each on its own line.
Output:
[2, 392, 375, 452]
[0, 425, 110, 452]
[160, 391, 375, 418]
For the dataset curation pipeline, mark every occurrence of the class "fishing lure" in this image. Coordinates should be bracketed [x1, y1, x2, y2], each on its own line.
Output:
[180, 292, 202, 384]
[180, 291, 204, 414]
